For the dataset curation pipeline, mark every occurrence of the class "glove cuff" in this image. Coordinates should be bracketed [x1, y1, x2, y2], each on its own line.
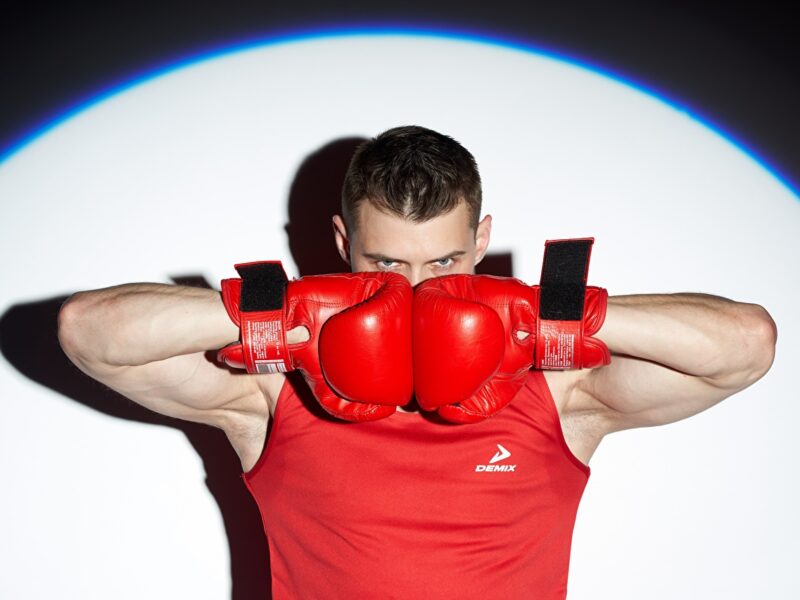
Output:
[533, 238, 610, 369]
[233, 261, 291, 374]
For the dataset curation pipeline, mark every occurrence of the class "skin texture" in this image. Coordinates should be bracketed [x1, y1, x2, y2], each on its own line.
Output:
[57, 199, 778, 472]
[332, 202, 491, 287]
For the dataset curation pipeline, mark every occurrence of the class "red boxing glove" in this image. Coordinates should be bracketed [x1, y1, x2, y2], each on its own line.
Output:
[413, 238, 610, 424]
[217, 261, 413, 422]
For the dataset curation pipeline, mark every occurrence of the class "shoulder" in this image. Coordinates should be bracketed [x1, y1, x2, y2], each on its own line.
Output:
[222, 372, 286, 472]
[224, 372, 284, 433]
[255, 372, 286, 416]
[542, 369, 616, 460]
[542, 369, 590, 416]
[543, 368, 615, 424]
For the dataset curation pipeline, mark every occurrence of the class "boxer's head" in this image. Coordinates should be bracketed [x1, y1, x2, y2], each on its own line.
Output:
[333, 125, 491, 286]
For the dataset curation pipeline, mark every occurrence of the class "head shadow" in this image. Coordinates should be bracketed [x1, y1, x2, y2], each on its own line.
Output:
[285, 137, 364, 276]
[284, 136, 514, 278]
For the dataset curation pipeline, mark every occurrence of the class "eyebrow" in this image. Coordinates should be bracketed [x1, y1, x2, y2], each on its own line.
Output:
[361, 250, 467, 264]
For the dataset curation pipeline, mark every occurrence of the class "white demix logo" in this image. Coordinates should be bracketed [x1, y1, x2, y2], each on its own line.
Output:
[489, 444, 512, 464]
[476, 444, 517, 472]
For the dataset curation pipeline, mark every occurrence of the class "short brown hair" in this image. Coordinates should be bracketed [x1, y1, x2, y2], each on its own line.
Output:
[341, 125, 482, 233]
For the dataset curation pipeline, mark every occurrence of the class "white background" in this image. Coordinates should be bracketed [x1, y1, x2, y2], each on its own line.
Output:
[1, 34, 797, 598]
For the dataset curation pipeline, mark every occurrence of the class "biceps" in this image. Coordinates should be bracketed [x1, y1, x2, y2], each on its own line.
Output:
[583, 355, 739, 432]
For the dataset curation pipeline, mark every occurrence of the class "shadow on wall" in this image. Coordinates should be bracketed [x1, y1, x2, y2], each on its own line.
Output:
[286, 136, 514, 278]
[0, 294, 273, 600]
[0, 136, 514, 600]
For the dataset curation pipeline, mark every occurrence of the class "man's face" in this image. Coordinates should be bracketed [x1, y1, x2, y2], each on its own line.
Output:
[332, 201, 492, 286]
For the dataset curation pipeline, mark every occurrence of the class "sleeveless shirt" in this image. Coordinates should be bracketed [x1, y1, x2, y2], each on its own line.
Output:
[242, 370, 590, 599]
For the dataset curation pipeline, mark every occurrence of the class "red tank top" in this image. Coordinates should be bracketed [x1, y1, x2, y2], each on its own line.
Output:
[242, 370, 590, 599]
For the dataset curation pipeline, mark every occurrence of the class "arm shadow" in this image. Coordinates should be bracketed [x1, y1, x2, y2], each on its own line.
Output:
[0, 135, 516, 600]
[0, 290, 271, 600]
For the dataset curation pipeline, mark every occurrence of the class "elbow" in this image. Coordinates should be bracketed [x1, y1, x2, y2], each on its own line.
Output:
[57, 292, 100, 367]
[706, 303, 777, 391]
[739, 303, 777, 385]
[57, 293, 86, 362]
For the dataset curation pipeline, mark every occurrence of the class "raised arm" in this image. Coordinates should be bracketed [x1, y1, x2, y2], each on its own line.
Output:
[574, 292, 777, 433]
[57, 282, 284, 470]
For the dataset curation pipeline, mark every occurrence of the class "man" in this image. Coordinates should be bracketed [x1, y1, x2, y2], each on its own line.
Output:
[57, 125, 777, 599]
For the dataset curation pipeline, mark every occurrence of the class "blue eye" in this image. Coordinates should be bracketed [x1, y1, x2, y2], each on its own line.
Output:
[379, 260, 396, 268]
[436, 258, 454, 268]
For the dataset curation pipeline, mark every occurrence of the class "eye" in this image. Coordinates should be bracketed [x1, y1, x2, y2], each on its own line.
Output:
[434, 257, 454, 268]
[377, 259, 398, 269]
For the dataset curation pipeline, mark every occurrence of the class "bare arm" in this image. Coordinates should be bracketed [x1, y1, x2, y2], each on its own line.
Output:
[57, 282, 283, 443]
[571, 293, 777, 433]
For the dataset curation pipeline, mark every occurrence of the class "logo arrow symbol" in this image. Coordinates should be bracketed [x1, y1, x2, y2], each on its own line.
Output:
[489, 444, 511, 464]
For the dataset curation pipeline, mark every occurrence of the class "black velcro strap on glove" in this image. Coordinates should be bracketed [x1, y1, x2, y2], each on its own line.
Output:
[539, 238, 593, 321]
[235, 262, 289, 312]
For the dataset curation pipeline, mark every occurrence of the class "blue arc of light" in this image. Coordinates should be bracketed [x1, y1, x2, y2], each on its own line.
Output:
[1, 24, 797, 198]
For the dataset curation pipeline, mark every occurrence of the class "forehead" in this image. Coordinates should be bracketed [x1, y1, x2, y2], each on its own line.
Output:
[353, 201, 474, 260]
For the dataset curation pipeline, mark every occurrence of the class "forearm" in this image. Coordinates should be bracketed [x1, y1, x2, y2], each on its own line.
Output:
[596, 292, 776, 381]
[58, 283, 238, 367]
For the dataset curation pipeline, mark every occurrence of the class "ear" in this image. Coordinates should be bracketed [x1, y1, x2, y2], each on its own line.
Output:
[332, 215, 351, 265]
[473, 214, 492, 265]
